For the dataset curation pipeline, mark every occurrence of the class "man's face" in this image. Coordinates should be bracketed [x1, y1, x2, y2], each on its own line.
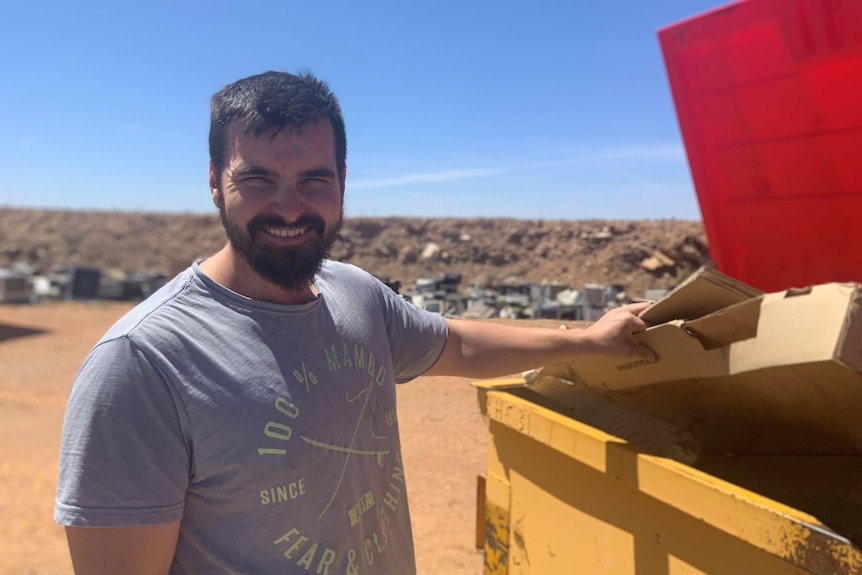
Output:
[211, 120, 345, 293]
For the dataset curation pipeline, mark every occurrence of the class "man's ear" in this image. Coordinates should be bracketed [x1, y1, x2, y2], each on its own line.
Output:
[209, 163, 221, 208]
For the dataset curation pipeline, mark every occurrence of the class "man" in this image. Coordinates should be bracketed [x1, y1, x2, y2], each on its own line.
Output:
[55, 71, 655, 575]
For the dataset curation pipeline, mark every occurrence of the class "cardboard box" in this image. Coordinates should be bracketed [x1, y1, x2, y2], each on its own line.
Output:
[528, 267, 862, 456]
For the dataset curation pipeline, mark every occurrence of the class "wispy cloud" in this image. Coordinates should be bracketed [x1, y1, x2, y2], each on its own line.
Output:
[349, 166, 512, 188]
[350, 143, 686, 189]
[593, 143, 686, 161]
[583, 144, 688, 192]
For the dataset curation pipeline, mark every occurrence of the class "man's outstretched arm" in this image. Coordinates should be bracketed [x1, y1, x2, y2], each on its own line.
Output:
[426, 302, 655, 379]
[65, 522, 181, 575]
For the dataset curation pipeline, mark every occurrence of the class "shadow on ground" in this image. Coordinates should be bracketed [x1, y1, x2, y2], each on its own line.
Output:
[0, 322, 49, 342]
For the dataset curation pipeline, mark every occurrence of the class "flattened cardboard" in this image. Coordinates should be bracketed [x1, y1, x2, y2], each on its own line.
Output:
[532, 267, 862, 455]
[640, 267, 762, 324]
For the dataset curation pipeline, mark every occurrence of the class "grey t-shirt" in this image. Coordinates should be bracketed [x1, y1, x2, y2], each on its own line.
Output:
[55, 261, 448, 574]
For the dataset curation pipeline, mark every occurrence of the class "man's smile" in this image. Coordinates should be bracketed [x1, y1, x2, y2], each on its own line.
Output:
[262, 225, 310, 239]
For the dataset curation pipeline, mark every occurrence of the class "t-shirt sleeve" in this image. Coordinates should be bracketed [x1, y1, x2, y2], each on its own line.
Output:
[55, 336, 191, 527]
[375, 279, 449, 383]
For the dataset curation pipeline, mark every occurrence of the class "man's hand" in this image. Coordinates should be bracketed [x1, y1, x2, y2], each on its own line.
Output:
[581, 301, 656, 361]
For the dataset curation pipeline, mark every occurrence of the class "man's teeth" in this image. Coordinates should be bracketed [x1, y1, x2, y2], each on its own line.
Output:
[264, 226, 308, 238]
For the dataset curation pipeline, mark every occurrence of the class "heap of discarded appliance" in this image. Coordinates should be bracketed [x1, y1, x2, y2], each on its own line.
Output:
[0, 263, 666, 321]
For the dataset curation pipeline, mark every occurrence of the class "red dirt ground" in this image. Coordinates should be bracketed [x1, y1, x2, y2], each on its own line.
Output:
[0, 300, 492, 575]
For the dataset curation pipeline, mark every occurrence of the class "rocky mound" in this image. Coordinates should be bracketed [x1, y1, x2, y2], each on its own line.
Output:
[0, 208, 709, 297]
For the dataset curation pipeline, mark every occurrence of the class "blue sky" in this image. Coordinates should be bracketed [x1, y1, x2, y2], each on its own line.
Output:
[0, 0, 731, 220]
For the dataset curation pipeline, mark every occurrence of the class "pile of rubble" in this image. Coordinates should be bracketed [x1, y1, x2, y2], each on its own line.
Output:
[397, 271, 637, 321]
[0, 208, 710, 305]
[333, 217, 709, 298]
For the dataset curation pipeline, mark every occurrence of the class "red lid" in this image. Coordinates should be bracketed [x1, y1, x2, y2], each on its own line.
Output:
[659, 0, 862, 291]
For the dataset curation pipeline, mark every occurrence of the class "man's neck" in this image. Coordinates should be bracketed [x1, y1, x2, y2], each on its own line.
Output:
[198, 245, 318, 305]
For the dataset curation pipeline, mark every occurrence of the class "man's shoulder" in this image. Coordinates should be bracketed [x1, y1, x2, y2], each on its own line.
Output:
[318, 260, 380, 286]
[100, 268, 200, 343]
[317, 260, 400, 304]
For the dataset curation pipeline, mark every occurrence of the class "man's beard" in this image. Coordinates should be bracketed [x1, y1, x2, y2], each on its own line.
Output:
[219, 200, 342, 293]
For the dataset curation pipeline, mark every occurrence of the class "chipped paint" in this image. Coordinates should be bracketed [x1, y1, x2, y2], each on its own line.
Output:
[484, 499, 509, 575]
[781, 523, 862, 575]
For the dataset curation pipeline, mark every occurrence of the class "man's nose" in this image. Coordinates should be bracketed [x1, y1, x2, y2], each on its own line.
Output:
[272, 184, 305, 220]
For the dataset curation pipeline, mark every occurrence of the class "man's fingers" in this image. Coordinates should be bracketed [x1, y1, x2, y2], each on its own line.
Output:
[624, 301, 653, 315]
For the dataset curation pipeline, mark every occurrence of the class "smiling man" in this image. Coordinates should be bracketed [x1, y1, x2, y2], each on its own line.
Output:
[54, 71, 654, 575]
[207, 118, 344, 303]
[206, 74, 347, 303]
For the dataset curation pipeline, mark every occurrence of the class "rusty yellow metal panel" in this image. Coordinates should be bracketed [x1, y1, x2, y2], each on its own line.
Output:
[483, 469, 510, 575]
[477, 387, 862, 575]
[476, 474, 486, 550]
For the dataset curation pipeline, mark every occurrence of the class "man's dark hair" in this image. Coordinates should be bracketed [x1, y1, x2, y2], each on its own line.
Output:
[209, 71, 347, 179]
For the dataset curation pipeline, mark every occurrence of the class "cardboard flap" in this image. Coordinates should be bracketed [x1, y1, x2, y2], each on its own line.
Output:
[537, 321, 729, 391]
[528, 375, 703, 464]
[641, 267, 762, 325]
[683, 296, 762, 350]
